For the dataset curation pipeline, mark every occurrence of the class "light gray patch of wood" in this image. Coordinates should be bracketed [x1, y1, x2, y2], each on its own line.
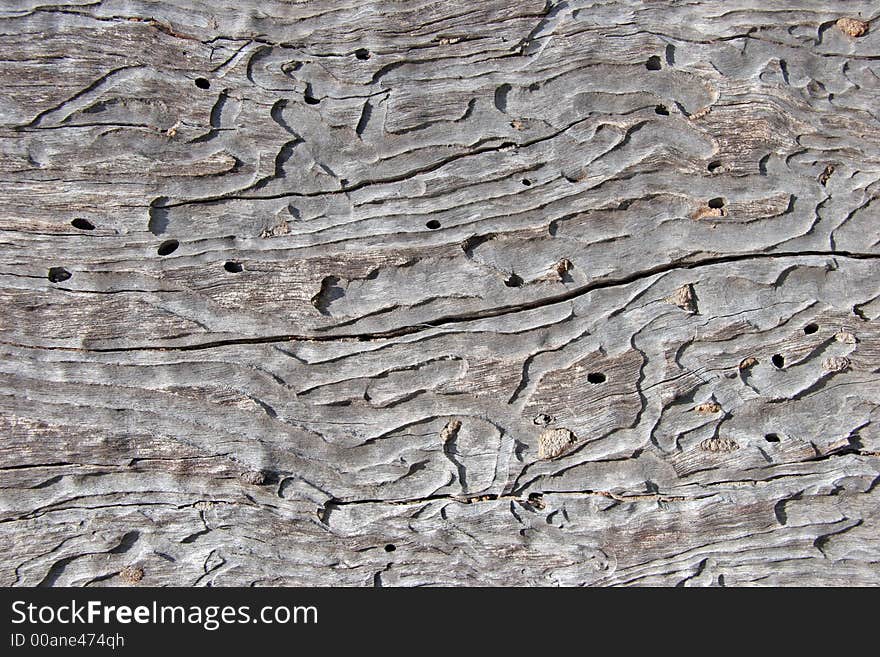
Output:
[1, 1, 879, 586]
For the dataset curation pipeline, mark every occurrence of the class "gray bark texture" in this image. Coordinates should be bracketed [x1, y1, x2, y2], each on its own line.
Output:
[1, 0, 879, 587]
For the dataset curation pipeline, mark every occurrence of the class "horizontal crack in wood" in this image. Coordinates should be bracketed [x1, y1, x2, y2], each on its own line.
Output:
[14, 249, 875, 353]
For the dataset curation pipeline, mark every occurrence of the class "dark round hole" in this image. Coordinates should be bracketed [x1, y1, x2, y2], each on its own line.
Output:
[354, 48, 370, 60]
[803, 323, 819, 335]
[708, 197, 725, 209]
[504, 273, 524, 287]
[645, 55, 662, 71]
[224, 261, 243, 273]
[655, 104, 669, 116]
[771, 354, 785, 368]
[426, 220, 441, 230]
[587, 372, 606, 384]
[47, 267, 71, 283]
[384, 544, 396, 552]
[764, 433, 780, 443]
[157, 239, 179, 256]
[194, 77, 210, 89]
[707, 160, 722, 173]
[522, 179, 532, 186]
[71, 218, 95, 231]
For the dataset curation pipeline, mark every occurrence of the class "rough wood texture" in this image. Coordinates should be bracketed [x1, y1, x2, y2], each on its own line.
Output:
[1, 1, 879, 587]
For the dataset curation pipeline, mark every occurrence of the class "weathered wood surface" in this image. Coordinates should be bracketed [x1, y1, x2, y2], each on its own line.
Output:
[1, 0, 879, 586]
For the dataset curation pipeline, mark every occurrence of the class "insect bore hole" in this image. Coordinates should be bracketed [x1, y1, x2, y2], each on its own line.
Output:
[504, 273, 524, 287]
[194, 77, 210, 89]
[587, 372, 606, 384]
[426, 219, 441, 230]
[655, 104, 669, 116]
[71, 218, 95, 231]
[707, 160, 722, 173]
[224, 261, 243, 273]
[803, 323, 819, 335]
[708, 197, 725, 209]
[384, 544, 396, 552]
[157, 239, 179, 256]
[771, 354, 785, 369]
[355, 48, 370, 60]
[765, 433, 780, 443]
[645, 55, 662, 71]
[47, 267, 71, 283]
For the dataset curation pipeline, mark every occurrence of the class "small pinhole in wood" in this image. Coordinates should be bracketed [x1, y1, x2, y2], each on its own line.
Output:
[194, 77, 210, 89]
[355, 48, 370, 60]
[655, 104, 669, 116]
[522, 178, 531, 186]
[47, 267, 71, 283]
[646, 55, 662, 71]
[224, 261, 243, 273]
[587, 372, 606, 384]
[708, 197, 725, 209]
[707, 160, 722, 173]
[771, 354, 785, 368]
[71, 218, 95, 231]
[764, 433, 780, 443]
[426, 219, 441, 230]
[803, 323, 819, 335]
[505, 273, 524, 287]
[157, 239, 179, 256]
[384, 544, 396, 552]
